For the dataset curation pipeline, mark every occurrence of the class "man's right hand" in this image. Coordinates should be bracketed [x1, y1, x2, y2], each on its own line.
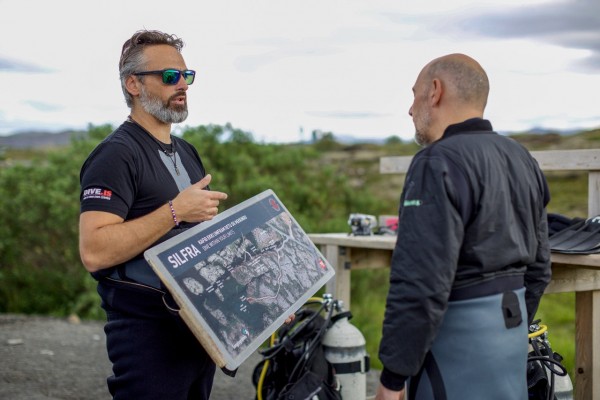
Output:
[173, 174, 228, 223]
[374, 384, 405, 400]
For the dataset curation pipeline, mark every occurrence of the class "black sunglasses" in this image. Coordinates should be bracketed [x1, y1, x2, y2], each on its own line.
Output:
[133, 69, 195, 85]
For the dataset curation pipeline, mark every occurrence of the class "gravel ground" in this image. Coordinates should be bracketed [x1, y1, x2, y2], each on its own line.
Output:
[0, 314, 379, 400]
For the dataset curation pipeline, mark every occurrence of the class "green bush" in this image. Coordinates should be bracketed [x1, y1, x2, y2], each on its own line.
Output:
[0, 123, 583, 380]
[0, 123, 385, 318]
[0, 124, 111, 318]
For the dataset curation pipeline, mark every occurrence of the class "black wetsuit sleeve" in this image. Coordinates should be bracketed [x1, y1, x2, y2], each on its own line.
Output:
[378, 155, 464, 388]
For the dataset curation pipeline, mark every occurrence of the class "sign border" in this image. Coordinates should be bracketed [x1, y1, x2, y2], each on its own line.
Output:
[144, 189, 335, 371]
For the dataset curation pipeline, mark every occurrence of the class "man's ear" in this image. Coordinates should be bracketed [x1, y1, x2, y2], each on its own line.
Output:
[430, 78, 443, 107]
[125, 75, 141, 97]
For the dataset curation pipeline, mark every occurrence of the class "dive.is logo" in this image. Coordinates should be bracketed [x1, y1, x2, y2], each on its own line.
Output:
[82, 187, 113, 201]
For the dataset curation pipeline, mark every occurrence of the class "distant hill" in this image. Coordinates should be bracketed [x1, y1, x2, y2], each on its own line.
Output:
[0, 130, 85, 149]
[509, 127, 600, 151]
[1, 126, 599, 150]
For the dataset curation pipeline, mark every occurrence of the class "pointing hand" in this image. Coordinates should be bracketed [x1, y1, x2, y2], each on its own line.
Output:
[172, 174, 228, 223]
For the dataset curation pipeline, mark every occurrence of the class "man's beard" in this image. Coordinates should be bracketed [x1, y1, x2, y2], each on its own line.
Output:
[413, 110, 432, 147]
[139, 85, 188, 123]
[415, 129, 427, 147]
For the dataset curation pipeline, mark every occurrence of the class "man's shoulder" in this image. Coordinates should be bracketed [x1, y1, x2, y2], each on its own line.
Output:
[83, 124, 146, 168]
[102, 123, 141, 145]
[411, 132, 507, 167]
[437, 129, 525, 153]
[90, 124, 149, 155]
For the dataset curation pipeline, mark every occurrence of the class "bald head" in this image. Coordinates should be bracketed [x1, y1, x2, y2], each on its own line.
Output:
[409, 54, 490, 146]
[424, 53, 489, 111]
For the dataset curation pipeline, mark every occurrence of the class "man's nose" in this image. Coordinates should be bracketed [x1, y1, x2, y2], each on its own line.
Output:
[175, 74, 189, 90]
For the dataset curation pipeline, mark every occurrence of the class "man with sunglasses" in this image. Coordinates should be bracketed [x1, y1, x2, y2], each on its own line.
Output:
[79, 30, 228, 399]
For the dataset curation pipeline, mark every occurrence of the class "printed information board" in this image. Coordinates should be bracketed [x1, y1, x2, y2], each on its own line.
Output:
[144, 189, 335, 371]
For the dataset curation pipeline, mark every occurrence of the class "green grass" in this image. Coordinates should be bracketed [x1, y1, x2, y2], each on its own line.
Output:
[545, 172, 588, 217]
[347, 269, 388, 370]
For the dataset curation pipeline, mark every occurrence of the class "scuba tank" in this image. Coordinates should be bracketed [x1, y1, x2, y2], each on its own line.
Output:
[527, 320, 573, 400]
[253, 294, 370, 400]
[322, 300, 370, 400]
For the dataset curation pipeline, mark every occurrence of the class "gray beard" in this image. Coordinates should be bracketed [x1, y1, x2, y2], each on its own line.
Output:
[415, 130, 427, 147]
[139, 86, 188, 124]
[413, 110, 432, 147]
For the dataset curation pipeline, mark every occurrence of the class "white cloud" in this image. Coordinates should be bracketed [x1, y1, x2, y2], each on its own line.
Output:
[0, 0, 598, 142]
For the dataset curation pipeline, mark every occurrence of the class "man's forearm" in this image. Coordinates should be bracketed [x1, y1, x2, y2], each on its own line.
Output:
[79, 204, 175, 272]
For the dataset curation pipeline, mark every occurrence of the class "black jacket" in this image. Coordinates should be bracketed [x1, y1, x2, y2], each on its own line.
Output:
[378, 118, 552, 390]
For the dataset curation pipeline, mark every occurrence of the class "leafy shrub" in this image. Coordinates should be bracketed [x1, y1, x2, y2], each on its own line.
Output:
[0, 124, 111, 318]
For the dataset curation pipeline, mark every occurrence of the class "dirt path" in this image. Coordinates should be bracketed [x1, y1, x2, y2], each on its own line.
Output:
[1, 314, 379, 399]
[0, 314, 266, 399]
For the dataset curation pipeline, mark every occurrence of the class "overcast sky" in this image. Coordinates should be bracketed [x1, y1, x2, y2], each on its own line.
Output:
[0, 0, 599, 143]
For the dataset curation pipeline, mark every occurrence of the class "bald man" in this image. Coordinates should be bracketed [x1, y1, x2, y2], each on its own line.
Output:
[375, 54, 551, 400]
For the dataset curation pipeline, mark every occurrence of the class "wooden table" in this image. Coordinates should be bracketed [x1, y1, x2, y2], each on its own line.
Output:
[309, 232, 600, 400]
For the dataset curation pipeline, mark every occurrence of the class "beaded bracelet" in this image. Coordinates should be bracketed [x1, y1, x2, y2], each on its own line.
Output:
[168, 200, 179, 227]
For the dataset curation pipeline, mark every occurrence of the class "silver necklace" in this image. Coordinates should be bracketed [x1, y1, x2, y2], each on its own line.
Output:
[127, 116, 180, 175]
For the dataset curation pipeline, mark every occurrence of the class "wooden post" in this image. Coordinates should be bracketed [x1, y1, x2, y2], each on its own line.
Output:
[323, 244, 351, 309]
[576, 170, 600, 399]
[575, 291, 600, 399]
[590, 171, 600, 216]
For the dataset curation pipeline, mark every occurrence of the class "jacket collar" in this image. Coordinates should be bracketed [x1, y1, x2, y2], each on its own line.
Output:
[443, 118, 494, 139]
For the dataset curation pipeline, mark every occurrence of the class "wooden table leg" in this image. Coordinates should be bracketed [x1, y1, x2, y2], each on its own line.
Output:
[575, 290, 600, 399]
[323, 245, 351, 310]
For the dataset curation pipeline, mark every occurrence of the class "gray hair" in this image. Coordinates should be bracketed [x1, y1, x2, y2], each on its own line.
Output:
[119, 30, 185, 107]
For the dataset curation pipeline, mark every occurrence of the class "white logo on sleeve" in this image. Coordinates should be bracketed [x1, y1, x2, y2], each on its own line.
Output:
[82, 188, 113, 201]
